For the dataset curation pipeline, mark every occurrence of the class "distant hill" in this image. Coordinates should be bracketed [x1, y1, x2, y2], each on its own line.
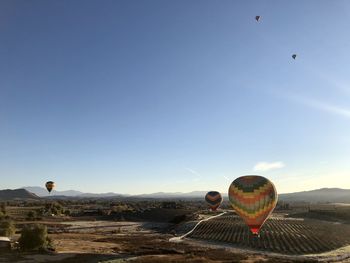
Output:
[21, 186, 124, 198]
[14, 187, 350, 203]
[22, 186, 83, 197]
[134, 191, 209, 198]
[279, 188, 350, 203]
[0, 189, 40, 200]
[137, 188, 350, 203]
[21, 187, 216, 199]
[78, 192, 125, 198]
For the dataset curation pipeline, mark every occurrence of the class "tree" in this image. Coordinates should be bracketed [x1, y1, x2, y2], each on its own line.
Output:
[18, 224, 52, 251]
[26, 210, 37, 221]
[44, 202, 63, 216]
[0, 220, 15, 237]
[0, 203, 6, 215]
[64, 209, 71, 216]
[37, 208, 45, 218]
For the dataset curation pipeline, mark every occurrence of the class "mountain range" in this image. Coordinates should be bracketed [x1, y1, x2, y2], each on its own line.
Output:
[278, 188, 350, 203]
[0, 187, 349, 203]
[0, 189, 40, 200]
[21, 186, 125, 198]
[20, 187, 207, 198]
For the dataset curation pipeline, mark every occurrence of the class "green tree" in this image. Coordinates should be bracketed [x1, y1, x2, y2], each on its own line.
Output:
[19, 224, 52, 251]
[44, 202, 63, 215]
[0, 203, 6, 215]
[0, 220, 15, 237]
[26, 210, 37, 221]
[37, 208, 45, 218]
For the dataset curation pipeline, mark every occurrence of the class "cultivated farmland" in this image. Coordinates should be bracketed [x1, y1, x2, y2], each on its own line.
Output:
[188, 213, 350, 254]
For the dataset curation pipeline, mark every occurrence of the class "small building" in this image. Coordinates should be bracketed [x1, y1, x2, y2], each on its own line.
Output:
[0, 237, 11, 252]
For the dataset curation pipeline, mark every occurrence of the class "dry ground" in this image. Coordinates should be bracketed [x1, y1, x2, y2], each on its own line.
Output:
[1, 217, 350, 262]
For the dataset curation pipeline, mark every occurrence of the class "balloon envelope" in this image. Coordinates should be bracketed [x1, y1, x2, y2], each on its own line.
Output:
[205, 191, 223, 211]
[45, 181, 55, 193]
[228, 175, 277, 235]
[292, 54, 297, 59]
[255, 16, 260, 22]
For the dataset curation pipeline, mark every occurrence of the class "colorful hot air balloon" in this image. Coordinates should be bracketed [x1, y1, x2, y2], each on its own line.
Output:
[45, 181, 55, 193]
[205, 191, 223, 211]
[255, 16, 261, 22]
[228, 175, 277, 235]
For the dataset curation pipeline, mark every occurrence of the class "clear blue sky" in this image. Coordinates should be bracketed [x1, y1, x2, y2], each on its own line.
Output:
[1, 0, 350, 194]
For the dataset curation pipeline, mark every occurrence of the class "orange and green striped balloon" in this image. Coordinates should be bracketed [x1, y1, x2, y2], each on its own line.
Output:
[228, 175, 277, 235]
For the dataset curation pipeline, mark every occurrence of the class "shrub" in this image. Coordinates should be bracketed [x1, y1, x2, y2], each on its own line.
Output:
[37, 208, 45, 217]
[170, 214, 187, 224]
[0, 203, 6, 215]
[44, 202, 63, 215]
[26, 211, 37, 221]
[18, 224, 52, 251]
[0, 220, 15, 237]
[64, 209, 71, 216]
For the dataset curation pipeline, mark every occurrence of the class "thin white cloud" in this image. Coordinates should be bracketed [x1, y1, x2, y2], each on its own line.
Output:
[185, 167, 201, 178]
[325, 79, 350, 96]
[253, 161, 285, 172]
[271, 88, 350, 119]
[292, 96, 350, 118]
[302, 64, 350, 96]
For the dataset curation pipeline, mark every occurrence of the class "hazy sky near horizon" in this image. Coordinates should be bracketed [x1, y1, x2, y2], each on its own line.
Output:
[1, 0, 350, 194]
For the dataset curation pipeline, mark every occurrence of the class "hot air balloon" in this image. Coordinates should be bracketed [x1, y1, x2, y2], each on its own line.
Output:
[45, 181, 55, 193]
[205, 191, 223, 211]
[292, 54, 297, 60]
[255, 16, 261, 22]
[228, 175, 277, 235]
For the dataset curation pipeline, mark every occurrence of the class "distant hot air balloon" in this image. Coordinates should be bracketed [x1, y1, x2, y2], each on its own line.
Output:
[228, 175, 277, 235]
[45, 181, 55, 193]
[205, 191, 223, 211]
[292, 54, 297, 60]
[255, 16, 261, 22]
